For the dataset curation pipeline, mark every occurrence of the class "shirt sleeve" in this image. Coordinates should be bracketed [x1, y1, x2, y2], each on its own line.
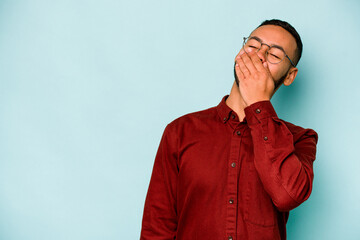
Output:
[244, 101, 318, 212]
[140, 124, 178, 239]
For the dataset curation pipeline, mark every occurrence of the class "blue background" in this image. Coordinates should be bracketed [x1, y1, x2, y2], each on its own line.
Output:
[0, 0, 359, 239]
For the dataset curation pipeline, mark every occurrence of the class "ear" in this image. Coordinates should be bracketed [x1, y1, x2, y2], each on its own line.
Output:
[283, 67, 298, 86]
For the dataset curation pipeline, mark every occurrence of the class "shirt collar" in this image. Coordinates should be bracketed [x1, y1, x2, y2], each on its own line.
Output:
[216, 95, 246, 125]
[217, 95, 234, 123]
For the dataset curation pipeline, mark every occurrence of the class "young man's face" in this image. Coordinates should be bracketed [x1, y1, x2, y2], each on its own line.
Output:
[235, 24, 298, 91]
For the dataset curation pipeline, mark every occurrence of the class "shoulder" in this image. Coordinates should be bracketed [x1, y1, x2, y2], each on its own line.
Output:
[282, 120, 318, 144]
[165, 106, 218, 133]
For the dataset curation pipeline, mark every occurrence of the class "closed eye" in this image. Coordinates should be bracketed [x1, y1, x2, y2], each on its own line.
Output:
[270, 53, 281, 59]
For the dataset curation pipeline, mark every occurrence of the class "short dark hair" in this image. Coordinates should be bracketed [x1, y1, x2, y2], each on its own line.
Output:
[258, 19, 303, 66]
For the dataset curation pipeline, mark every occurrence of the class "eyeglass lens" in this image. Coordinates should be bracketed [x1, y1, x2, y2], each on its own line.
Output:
[243, 38, 286, 64]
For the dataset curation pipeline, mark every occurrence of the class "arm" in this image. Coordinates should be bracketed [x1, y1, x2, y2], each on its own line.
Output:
[140, 125, 178, 239]
[244, 101, 318, 212]
[235, 48, 318, 211]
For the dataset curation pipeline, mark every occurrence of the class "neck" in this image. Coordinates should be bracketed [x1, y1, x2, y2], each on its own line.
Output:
[225, 81, 248, 122]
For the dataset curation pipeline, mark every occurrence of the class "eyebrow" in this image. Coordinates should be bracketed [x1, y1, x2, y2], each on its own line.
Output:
[249, 36, 286, 52]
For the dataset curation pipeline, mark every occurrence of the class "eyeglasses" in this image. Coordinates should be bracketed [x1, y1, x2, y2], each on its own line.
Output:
[242, 37, 296, 67]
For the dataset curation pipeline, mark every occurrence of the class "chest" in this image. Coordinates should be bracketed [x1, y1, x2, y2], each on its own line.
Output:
[177, 126, 254, 190]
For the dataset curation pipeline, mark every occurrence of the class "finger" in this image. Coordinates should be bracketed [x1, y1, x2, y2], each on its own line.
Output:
[262, 61, 272, 75]
[240, 52, 257, 73]
[262, 61, 269, 70]
[236, 55, 250, 78]
[234, 49, 246, 61]
[235, 61, 244, 81]
[248, 52, 266, 72]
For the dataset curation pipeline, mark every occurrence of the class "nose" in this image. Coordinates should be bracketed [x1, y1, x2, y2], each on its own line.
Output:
[256, 44, 270, 64]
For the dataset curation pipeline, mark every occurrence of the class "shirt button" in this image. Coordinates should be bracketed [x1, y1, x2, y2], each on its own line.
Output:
[236, 131, 241, 136]
[231, 114, 235, 119]
[256, 108, 261, 113]
[223, 117, 227, 122]
[228, 236, 233, 240]
[264, 136, 268, 141]
[229, 199, 234, 204]
[231, 162, 236, 168]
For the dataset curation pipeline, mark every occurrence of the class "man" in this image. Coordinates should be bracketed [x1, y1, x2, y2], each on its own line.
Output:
[140, 19, 318, 240]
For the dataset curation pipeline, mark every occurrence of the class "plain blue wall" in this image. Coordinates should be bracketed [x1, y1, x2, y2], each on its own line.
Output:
[0, 0, 359, 239]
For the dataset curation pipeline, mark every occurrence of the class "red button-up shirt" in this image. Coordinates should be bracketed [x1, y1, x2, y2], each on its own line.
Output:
[141, 96, 318, 240]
